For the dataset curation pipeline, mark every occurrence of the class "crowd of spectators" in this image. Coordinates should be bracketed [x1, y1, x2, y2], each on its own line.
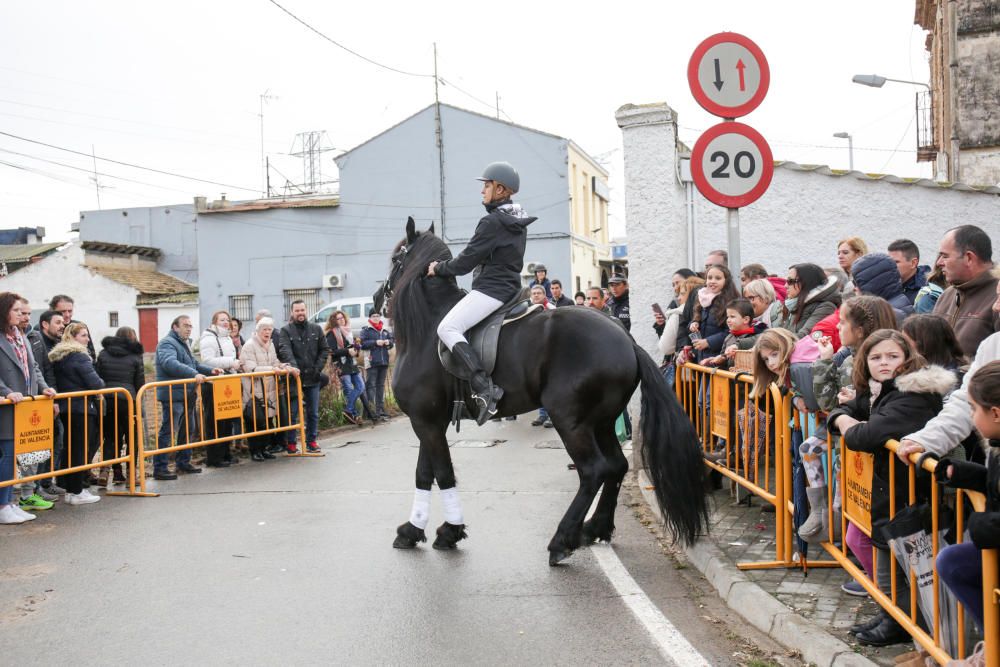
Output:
[0, 296, 397, 522]
[653, 225, 998, 655]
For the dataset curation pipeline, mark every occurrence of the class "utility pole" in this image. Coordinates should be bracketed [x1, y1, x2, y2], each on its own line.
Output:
[434, 43, 447, 240]
[259, 90, 277, 198]
[90, 144, 102, 209]
[495, 92, 501, 119]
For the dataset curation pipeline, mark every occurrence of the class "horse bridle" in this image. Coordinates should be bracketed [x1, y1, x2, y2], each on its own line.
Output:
[377, 244, 409, 315]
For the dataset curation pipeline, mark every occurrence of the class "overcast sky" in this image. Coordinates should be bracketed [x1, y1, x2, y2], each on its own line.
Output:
[1, 1, 930, 242]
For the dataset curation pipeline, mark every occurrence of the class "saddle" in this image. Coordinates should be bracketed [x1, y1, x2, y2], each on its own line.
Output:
[438, 287, 541, 380]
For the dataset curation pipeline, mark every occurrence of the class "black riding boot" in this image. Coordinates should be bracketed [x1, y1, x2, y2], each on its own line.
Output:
[450, 342, 504, 426]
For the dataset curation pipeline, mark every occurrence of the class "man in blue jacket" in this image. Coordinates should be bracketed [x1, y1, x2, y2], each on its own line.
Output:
[153, 315, 221, 480]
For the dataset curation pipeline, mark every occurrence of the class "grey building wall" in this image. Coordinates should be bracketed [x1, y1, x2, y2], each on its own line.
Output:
[335, 104, 575, 292]
[79, 204, 199, 283]
[83, 104, 584, 327]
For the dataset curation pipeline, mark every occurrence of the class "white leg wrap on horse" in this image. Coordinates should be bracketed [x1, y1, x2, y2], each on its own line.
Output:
[441, 487, 464, 525]
[409, 489, 431, 529]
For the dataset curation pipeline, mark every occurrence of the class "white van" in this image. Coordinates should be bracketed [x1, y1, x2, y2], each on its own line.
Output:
[311, 296, 380, 339]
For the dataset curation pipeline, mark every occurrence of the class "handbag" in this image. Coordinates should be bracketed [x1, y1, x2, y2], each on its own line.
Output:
[243, 377, 271, 432]
[737, 400, 772, 471]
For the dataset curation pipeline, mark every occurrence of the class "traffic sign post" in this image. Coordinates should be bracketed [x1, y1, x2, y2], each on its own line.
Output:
[687, 32, 772, 270]
[688, 32, 770, 119]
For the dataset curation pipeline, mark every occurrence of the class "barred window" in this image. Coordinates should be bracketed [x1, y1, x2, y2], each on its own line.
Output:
[228, 295, 253, 322]
[109, 311, 119, 328]
[283, 289, 321, 321]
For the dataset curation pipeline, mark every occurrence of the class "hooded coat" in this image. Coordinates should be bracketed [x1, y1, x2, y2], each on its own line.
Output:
[850, 252, 914, 322]
[778, 275, 842, 339]
[96, 335, 145, 397]
[50, 340, 105, 414]
[433, 200, 537, 302]
[827, 365, 956, 543]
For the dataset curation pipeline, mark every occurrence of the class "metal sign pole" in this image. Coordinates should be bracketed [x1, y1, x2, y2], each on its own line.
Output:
[727, 207, 740, 271]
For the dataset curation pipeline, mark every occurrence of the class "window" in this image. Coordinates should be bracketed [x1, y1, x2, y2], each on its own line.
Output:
[109, 311, 119, 328]
[228, 295, 253, 322]
[283, 289, 321, 321]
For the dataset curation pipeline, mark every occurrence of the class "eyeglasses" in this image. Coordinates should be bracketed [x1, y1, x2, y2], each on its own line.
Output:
[785, 278, 800, 285]
[745, 294, 762, 301]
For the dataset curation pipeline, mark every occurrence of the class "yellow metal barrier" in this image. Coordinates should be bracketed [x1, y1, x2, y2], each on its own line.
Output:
[808, 428, 998, 665]
[133, 370, 313, 496]
[675, 361, 791, 569]
[680, 367, 998, 664]
[0, 388, 137, 495]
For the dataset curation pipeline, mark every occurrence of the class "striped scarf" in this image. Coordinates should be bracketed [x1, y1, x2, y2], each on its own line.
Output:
[6, 329, 29, 383]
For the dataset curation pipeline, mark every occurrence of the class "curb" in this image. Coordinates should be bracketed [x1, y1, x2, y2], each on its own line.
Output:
[636, 470, 876, 667]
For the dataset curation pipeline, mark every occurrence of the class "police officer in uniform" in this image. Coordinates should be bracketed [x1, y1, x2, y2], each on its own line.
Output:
[428, 162, 537, 425]
[607, 273, 631, 332]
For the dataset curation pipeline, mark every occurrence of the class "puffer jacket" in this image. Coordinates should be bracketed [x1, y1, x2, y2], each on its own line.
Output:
[933, 270, 1000, 360]
[96, 335, 145, 397]
[434, 199, 537, 302]
[692, 290, 728, 363]
[850, 253, 914, 322]
[50, 340, 105, 414]
[939, 441, 1000, 548]
[778, 275, 841, 339]
[827, 365, 956, 542]
[199, 325, 240, 372]
[240, 334, 284, 418]
[901, 265, 931, 305]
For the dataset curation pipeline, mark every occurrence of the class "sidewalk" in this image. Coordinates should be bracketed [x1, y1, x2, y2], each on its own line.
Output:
[637, 470, 919, 667]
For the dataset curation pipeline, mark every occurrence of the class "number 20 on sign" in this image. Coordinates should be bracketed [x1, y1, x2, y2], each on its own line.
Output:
[691, 122, 774, 209]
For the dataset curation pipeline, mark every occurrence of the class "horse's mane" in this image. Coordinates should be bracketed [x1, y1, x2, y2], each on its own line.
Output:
[391, 231, 458, 351]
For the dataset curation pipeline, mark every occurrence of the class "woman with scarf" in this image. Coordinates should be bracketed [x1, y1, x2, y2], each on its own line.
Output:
[0, 293, 55, 524]
[326, 310, 375, 425]
[777, 263, 841, 339]
[360, 309, 394, 421]
[239, 317, 297, 461]
[199, 311, 243, 467]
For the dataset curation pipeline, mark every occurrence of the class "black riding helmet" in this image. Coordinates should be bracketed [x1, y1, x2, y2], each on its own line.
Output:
[476, 161, 520, 194]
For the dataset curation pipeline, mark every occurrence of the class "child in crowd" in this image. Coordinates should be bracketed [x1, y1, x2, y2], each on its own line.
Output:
[689, 265, 740, 365]
[935, 361, 1000, 657]
[702, 298, 765, 369]
[798, 297, 898, 550]
[827, 330, 955, 647]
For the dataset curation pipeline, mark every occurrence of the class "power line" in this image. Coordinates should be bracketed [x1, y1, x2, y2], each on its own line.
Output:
[266, 0, 434, 79]
[0, 130, 258, 192]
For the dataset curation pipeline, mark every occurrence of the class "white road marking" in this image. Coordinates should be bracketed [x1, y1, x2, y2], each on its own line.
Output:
[591, 543, 711, 667]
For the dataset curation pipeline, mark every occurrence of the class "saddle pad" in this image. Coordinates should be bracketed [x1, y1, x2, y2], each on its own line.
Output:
[438, 302, 543, 378]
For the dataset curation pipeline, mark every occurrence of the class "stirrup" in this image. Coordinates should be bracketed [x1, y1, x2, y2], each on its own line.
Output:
[472, 385, 503, 426]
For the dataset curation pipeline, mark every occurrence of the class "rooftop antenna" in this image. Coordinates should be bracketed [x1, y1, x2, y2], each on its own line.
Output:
[259, 90, 278, 197]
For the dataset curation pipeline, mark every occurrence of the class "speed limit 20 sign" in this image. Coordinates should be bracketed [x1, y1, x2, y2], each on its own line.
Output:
[690, 122, 773, 209]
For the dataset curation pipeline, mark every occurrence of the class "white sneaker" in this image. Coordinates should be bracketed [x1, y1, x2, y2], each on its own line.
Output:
[65, 491, 100, 506]
[0, 504, 27, 524]
[11, 504, 36, 521]
[81, 488, 98, 499]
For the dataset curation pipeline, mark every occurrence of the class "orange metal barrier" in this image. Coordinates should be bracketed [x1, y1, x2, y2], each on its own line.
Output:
[0, 388, 137, 495]
[679, 366, 999, 664]
[675, 362, 792, 569]
[133, 370, 313, 496]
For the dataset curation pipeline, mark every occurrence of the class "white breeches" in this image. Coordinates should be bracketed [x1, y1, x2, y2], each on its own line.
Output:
[436, 290, 503, 351]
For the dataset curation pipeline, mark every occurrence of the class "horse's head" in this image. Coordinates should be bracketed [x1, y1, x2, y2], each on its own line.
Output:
[373, 216, 447, 316]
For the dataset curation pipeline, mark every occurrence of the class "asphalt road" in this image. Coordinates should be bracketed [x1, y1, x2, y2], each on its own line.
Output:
[0, 416, 798, 666]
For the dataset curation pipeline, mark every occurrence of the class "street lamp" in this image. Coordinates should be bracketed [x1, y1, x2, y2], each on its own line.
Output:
[833, 132, 854, 171]
[852, 74, 930, 90]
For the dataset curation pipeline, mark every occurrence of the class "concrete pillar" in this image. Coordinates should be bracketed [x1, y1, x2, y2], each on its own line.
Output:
[615, 103, 688, 359]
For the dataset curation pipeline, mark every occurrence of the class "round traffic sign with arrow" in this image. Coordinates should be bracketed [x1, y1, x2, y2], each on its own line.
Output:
[688, 32, 770, 118]
[690, 122, 773, 208]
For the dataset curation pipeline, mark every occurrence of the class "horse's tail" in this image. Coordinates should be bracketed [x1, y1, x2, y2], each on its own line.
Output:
[634, 343, 708, 546]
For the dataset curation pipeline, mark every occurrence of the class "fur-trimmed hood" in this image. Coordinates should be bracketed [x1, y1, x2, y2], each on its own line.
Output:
[101, 335, 144, 357]
[49, 340, 90, 363]
[895, 364, 958, 395]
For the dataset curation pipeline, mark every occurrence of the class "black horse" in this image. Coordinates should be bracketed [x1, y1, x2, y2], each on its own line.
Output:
[374, 218, 707, 565]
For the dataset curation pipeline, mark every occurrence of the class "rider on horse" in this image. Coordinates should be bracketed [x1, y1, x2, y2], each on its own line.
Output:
[426, 161, 536, 425]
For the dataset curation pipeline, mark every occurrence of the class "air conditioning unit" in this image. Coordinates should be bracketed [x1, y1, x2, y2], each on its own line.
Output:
[323, 273, 346, 289]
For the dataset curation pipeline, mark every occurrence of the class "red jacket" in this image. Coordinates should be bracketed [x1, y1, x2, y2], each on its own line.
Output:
[811, 309, 841, 352]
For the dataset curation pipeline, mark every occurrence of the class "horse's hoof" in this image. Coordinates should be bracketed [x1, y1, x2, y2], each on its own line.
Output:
[582, 520, 615, 544]
[548, 548, 573, 566]
[432, 521, 467, 550]
[393, 522, 427, 549]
